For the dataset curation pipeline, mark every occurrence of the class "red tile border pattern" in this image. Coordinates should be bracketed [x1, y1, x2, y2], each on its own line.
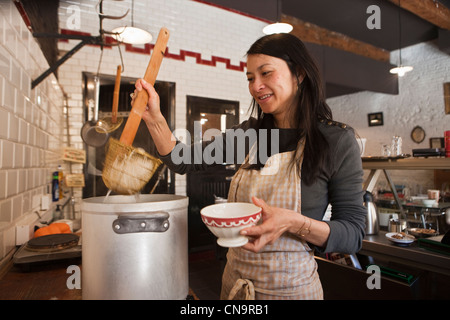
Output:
[60, 29, 246, 72]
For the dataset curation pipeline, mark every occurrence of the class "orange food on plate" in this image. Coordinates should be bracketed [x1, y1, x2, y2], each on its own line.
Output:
[34, 223, 71, 238]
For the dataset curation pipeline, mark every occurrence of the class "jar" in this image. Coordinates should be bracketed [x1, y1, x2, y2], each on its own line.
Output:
[391, 136, 402, 156]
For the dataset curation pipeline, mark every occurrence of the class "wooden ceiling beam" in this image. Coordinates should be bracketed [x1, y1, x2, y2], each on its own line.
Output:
[281, 14, 390, 62]
[386, 0, 450, 30]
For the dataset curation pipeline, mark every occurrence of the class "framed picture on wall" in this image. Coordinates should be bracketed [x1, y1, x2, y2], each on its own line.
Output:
[367, 112, 383, 126]
[429, 137, 444, 148]
[444, 83, 450, 114]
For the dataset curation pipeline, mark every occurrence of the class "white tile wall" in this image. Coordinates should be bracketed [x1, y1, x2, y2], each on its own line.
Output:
[0, 3, 65, 261]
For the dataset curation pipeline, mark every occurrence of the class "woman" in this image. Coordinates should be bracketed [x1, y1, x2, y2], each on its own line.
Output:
[134, 33, 366, 300]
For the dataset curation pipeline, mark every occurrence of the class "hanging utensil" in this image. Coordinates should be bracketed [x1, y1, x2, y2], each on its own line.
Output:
[97, 65, 124, 133]
[81, 76, 109, 147]
[102, 27, 169, 195]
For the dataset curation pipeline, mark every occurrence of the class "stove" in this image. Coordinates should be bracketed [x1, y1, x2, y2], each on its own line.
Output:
[13, 233, 81, 268]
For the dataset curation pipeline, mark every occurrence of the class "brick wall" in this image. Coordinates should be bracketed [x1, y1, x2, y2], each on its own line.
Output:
[328, 41, 450, 192]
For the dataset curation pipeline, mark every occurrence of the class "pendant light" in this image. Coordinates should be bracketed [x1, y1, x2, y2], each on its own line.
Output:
[112, 0, 152, 44]
[263, 0, 293, 35]
[390, 0, 413, 77]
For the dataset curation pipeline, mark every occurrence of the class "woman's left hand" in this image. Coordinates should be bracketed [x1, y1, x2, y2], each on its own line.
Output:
[241, 197, 298, 253]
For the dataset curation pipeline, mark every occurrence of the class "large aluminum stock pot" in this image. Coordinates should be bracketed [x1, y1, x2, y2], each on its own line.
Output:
[81, 194, 189, 300]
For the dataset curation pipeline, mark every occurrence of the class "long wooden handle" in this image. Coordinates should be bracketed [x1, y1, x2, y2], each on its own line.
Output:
[119, 27, 170, 146]
[112, 65, 121, 124]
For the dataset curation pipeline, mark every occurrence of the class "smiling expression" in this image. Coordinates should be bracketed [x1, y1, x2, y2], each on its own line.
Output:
[246, 54, 302, 128]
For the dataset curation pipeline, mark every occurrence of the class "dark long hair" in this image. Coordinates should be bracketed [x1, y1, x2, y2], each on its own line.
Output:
[246, 33, 332, 185]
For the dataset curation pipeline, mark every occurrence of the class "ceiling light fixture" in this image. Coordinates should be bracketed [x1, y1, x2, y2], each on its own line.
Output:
[112, 0, 152, 44]
[390, 0, 413, 77]
[263, 0, 293, 35]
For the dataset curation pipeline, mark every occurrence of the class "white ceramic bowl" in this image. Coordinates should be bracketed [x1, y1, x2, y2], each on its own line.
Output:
[422, 199, 437, 207]
[200, 202, 262, 247]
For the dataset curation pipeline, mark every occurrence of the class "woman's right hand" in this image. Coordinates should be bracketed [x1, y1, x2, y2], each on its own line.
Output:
[132, 78, 161, 124]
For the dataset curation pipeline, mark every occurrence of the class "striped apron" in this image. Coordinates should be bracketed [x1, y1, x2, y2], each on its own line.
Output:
[221, 141, 323, 300]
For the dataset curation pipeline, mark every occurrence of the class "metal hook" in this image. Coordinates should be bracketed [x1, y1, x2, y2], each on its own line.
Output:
[96, 0, 129, 20]
[117, 41, 125, 73]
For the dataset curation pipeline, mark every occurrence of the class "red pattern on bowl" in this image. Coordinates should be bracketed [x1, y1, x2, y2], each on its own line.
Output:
[201, 212, 261, 228]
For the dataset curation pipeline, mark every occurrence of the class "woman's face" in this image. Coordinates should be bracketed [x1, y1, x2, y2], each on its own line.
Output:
[246, 54, 301, 128]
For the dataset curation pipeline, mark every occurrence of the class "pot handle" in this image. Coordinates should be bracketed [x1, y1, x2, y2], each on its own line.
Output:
[112, 211, 170, 234]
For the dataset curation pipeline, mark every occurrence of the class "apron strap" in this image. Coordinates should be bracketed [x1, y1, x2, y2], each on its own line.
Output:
[227, 279, 255, 300]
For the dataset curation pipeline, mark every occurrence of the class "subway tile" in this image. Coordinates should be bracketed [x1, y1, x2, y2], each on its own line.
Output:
[0, 198, 12, 223]
[31, 147, 39, 167]
[9, 114, 19, 142]
[9, 4, 20, 35]
[10, 60, 20, 89]
[24, 97, 32, 123]
[32, 168, 39, 188]
[1, 140, 13, 169]
[33, 104, 40, 126]
[40, 94, 48, 113]
[12, 195, 22, 221]
[7, 170, 17, 197]
[22, 190, 31, 213]
[26, 169, 33, 190]
[13, 143, 23, 168]
[3, 22, 16, 64]
[18, 169, 26, 193]
[0, 107, 8, 139]
[27, 125, 35, 147]
[40, 113, 48, 131]
[16, 41, 28, 75]
[23, 146, 31, 168]
[2, 79, 15, 111]
[15, 94, 25, 119]
[21, 70, 30, 99]
[0, 170, 5, 200]
[0, 44, 10, 79]
[19, 118, 27, 144]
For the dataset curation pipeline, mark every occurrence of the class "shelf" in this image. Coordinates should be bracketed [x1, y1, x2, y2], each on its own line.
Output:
[362, 157, 450, 218]
[362, 157, 450, 170]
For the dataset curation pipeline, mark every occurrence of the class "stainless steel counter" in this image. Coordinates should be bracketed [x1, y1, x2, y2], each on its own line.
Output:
[360, 231, 450, 277]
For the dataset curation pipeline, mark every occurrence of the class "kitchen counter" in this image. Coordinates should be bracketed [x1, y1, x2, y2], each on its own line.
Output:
[360, 231, 450, 276]
[0, 259, 82, 300]
[0, 258, 199, 300]
[357, 231, 450, 299]
[315, 231, 450, 299]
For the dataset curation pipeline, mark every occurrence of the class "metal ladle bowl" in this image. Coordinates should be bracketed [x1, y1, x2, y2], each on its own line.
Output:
[81, 84, 109, 147]
[81, 119, 109, 147]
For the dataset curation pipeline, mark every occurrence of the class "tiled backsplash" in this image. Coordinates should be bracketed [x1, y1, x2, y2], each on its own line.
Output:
[0, 1, 65, 262]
